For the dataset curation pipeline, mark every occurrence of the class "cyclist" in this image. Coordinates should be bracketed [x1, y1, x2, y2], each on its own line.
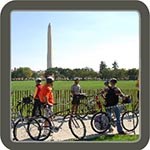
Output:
[71, 77, 86, 114]
[39, 76, 55, 135]
[100, 78, 126, 134]
[32, 78, 43, 116]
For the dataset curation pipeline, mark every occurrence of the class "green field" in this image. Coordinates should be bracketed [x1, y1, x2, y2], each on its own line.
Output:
[84, 134, 139, 141]
[11, 80, 137, 91]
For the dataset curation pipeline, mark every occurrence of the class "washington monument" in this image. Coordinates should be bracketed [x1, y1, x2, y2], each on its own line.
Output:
[47, 23, 52, 69]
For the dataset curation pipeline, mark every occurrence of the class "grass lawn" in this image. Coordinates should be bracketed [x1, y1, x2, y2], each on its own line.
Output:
[11, 80, 137, 91]
[85, 134, 139, 142]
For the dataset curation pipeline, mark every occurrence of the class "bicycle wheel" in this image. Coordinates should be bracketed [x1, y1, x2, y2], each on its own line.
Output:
[27, 117, 41, 141]
[28, 115, 52, 141]
[91, 112, 110, 134]
[69, 115, 86, 140]
[13, 119, 29, 141]
[77, 103, 89, 119]
[121, 111, 138, 132]
[21, 103, 34, 118]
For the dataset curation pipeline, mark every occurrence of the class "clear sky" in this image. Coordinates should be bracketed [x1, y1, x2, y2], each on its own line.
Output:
[11, 11, 139, 72]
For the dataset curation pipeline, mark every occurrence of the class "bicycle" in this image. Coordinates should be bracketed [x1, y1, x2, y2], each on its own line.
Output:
[27, 103, 86, 141]
[77, 94, 102, 119]
[11, 95, 33, 127]
[12, 95, 40, 141]
[90, 100, 139, 134]
[11, 95, 34, 120]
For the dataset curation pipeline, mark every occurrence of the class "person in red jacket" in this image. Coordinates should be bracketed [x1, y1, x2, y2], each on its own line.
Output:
[32, 78, 43, 116]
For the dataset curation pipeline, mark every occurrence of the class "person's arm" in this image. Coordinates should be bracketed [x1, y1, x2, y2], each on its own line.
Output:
[71, 85, 75, 95]
[116, 87, 125, 98]
[46, 88, 54, 106]
[100, 88, 107, 99]
[33, 86, 38, 99]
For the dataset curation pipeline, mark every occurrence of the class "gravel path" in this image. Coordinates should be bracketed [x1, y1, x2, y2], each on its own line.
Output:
[11, 114, 140, 142]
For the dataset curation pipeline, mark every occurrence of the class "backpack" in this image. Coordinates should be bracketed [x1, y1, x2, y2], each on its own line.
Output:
[105, 87, 119, 107]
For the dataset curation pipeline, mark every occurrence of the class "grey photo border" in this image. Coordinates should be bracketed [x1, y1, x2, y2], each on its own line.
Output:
[0, 0, 149, 150]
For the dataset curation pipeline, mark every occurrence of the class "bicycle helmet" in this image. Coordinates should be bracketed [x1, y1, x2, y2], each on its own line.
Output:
[109, 78, 117, 84]
[35, 77, 42, 82]
[74, 77, 80, 81]
[104, 80, 109, 86]
[46, 76, 54, 83]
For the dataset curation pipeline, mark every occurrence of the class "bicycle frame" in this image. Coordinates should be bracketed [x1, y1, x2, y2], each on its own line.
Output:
[49, 109, 71, 132]
[86, 94, 103, 111]
[104, 103, 133, 127]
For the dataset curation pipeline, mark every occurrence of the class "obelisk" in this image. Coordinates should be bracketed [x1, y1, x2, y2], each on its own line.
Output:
[47, 23, 52, 69]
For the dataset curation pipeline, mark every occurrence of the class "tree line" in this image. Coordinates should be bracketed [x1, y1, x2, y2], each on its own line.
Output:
[11, 61, 139, 81]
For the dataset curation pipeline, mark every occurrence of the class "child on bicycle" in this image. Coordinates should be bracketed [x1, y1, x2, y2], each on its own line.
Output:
[100, 78, 126, 134]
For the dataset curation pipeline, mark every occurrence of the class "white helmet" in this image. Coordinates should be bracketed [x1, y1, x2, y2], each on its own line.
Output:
[74, 77, 80, 81]
[46, 76, 54, 83]
[35, 78, 42, 82]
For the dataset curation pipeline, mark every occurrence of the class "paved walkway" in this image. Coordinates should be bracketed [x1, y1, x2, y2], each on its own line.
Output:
[11, 114, 140, 142]
[45, 115, 140, 142]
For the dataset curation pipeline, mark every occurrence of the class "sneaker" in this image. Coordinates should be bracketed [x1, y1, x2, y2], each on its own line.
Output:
[118, 131, 126, 135]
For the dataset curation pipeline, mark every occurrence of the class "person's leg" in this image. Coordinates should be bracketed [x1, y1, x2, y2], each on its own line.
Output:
[74, 98, 80, 114]
[43, 105, 51, 135]
[71, 104, 75, 114]
[32, 100, 38, 116]
[113, 106, 124, 133]
[74, 104, 78, 114]
[106, 107, 113, 132]
[71, 96, 78, 114]
[37, 99, 42, 116]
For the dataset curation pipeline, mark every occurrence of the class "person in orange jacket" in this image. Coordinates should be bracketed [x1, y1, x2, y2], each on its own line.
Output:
[39, 76, 55, 113]
[39, 76, 55, 135]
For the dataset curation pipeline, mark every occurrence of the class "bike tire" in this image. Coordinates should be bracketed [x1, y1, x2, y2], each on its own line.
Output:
[121, 111, 138, 132]
[27, 117, 41, 141]
[69, 115, 86, 140]
[13, 119, 29, 141]
[27, 115, 52, 141]
[77, 103, 89, 119]
[90, 112, 110, 134]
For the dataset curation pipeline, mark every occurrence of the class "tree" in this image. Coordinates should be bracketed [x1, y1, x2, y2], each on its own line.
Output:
[127, 68, 139, 80]
[23, 67, 33, 79]
[99, 61, 107, 79]
[101, 68, 112, 80]
[112, 61, 119, 70]
[11, 67, 33, 79]
[32, 71, 39, 78]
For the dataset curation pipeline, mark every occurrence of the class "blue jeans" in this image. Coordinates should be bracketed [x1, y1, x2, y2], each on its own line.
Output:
[106, 106, 123, 133]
